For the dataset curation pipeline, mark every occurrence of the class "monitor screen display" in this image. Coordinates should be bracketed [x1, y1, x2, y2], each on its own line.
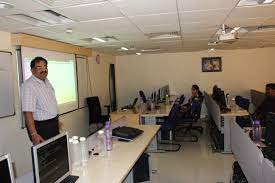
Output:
[32, 133, 70, 183]
[0, 154, 14, 183]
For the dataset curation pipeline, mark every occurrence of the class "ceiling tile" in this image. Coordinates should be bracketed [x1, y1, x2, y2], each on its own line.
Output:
[111, 0, 177, 16]
[130, 13, 178, 26]
[225, 17, 269, 27]
[55, 2, 123, 21]
[229, 4, 275, 19]
[178, 0, 238, 12]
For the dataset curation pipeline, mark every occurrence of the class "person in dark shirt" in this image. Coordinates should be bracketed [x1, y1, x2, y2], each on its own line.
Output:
[254, 83, 275, 122]
[180, 84, 203, 118]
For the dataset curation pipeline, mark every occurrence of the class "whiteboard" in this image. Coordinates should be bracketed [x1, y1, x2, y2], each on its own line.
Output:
[0, 51, 14, 118]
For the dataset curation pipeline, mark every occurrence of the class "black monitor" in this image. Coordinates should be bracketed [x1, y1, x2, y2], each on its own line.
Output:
[0, 154, 15, 183]
[212, 87, 226, 108]
[31, 133, 74, 183]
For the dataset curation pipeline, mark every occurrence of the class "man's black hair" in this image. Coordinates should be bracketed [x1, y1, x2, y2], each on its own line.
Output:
[266, 83, 275, 90]
[30, 57, 48, 69]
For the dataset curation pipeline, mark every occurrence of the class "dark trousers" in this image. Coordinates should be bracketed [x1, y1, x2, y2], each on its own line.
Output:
[28, 116, 59, 141]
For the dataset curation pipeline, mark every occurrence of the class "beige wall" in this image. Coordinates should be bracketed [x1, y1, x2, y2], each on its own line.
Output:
[115, 48, 275, 108]
[88, 51, 115, 114]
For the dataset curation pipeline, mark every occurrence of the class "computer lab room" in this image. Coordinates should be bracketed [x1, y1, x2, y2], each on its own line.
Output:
[1, 0, 275, 183]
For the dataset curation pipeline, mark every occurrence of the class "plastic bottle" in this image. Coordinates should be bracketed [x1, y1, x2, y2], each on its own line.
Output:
[97, 130, 106, 156]
[105, 121, 113, 151]
[165, 94, 169, 105]
[252, 120, 262, 143]
[79, 137, 89, 166]
[68, 138, 74, 165]
[72, 140, 81, 169]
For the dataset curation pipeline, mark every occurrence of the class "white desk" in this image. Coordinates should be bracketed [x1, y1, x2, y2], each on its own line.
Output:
[231, 121, 275, 183]
[17, 125, 160, 183]
[204, 91, 249, 153]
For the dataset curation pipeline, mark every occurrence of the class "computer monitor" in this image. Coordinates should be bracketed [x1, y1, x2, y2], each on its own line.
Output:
[132, 97, 138, 108]
[31, 133, 72, 183]
[0, 154, 15, 183]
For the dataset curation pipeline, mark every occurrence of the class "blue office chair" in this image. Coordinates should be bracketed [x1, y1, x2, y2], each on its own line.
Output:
[175, 96, 204, 142]
[157, 104, 182, 152]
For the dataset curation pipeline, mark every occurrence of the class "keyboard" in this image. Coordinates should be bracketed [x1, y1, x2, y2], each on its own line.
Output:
[262, 146, 275, 165]
[112, 126, 144, 141]
[61, 175, 79, 183]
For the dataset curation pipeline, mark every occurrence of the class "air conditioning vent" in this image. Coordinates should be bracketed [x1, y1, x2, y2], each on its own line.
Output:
[7, 14, 49, 26]
[145, 31, 181, 40]
[30, 10, 75, 24]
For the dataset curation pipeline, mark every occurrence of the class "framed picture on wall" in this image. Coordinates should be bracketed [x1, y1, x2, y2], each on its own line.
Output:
[201, 57, 222, 72]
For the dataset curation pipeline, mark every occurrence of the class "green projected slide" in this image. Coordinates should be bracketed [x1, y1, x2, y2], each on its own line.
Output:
[23, 59, 77, 105]
[48, 61, 77, 105]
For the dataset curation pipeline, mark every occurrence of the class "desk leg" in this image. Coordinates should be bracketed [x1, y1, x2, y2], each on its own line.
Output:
[143, 116, 159, 152]
[223, 116, 235, 153]
[123, 169, 134, 183]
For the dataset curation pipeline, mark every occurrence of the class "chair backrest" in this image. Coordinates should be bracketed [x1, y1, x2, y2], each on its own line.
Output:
[179, 95, 185, 105]
[139, 90, 146, 103]
[190, 95, 204, 121]
[87, 96, 102, 125]
[163, 104, 181, 130]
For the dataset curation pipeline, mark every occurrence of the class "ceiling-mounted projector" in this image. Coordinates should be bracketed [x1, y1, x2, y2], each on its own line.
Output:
[219, 32, 238, 42]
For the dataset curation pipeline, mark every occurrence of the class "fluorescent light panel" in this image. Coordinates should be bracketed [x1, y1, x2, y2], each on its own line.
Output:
[0, 2, 14, 9]
[237, 0, 274, 6]
[136, 53, 141, 55]
[121, 47, 128, 50]
[93, 37, 106, 43]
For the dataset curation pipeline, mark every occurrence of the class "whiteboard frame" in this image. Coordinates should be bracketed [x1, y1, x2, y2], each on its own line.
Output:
[0, 51, 15, 119]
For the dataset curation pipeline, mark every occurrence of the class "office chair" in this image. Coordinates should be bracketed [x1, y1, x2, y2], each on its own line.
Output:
[139, 90, 146, 103]
[86, 96, 110, 132]
[235, 96, 251, 127]
[157, 104, 182, 152]
[175, 96, 204, 142]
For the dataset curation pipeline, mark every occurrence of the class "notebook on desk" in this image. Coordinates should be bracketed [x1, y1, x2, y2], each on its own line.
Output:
[112, 126, 144, 141]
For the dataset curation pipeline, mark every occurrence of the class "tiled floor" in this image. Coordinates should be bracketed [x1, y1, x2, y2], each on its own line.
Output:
[149, 121, 235, 183]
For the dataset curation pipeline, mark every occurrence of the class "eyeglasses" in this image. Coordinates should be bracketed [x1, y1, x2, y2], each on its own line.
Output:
[35, 65, 48, 70]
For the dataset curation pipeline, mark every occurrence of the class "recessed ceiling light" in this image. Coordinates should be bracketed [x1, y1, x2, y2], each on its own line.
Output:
[136, 53, 141, 55]
[66, 28, 73, 34]
[121, 47, 128, 51]
[93, 37, 106, 43]
[210, 48, 215, 51]
[0, 2, 14, 9]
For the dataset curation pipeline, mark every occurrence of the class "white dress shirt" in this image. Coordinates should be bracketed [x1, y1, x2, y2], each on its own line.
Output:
[21, 75, 58, 121]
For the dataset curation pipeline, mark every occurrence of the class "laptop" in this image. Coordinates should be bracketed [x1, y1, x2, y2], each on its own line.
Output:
[121, 98, 138, 110]
[112, 126, 144, 141]
[0, 154, 15, 183]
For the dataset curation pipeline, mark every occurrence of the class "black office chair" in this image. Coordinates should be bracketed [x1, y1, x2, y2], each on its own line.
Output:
[175, 96, 204, 142]
[86, 96, 109, 132]
[139, 90, 147, 103]
[157, 104, 182, 152]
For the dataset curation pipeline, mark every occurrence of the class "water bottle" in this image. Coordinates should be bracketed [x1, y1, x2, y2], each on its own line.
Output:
[105, 121, 113, 151]
[69, 138, 74, 165]
[252, 120, 262, 143]
[79, 137, 89, 166]
[165, 94, 169, 105]
[97, 130, 106, 156]
[72, 140, 81, 169]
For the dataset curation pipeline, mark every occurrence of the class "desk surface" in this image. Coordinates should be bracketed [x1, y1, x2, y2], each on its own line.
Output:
[73, 125, 160, 183]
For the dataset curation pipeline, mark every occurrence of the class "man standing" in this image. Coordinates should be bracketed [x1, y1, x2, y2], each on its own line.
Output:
[21, 57, 59, 144]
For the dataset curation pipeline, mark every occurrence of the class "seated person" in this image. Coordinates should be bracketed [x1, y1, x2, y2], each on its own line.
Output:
[254, 83, 275, 124]
[179, 84, 203, 118]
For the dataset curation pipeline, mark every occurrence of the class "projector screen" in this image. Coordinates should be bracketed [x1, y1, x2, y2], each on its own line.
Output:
[21, 47, 78, 114]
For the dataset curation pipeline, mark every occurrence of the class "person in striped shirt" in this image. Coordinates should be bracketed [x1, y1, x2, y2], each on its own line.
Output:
[21, 57, 59, 144]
